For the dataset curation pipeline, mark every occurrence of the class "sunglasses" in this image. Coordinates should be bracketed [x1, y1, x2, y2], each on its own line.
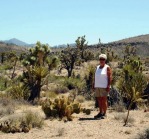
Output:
[99, 58, 106, 61]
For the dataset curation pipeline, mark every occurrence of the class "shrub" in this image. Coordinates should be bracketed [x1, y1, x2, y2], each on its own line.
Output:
[53, 86, 69, 94]
[63, 77, 85, 91]
[46, 91, 57, 98]
[114, 113, 135, 124]
[23, 110, 44, 128]
[112, 101, 126, 112]
[0, 106, 14, 117]
[7, 83, 30, 100]
[0, 111, 44, 133]
[75, 95, 85, 103]
[137, 128, 149, 139]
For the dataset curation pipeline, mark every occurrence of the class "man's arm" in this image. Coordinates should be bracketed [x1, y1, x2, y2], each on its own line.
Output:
[107, 66, 112, 92]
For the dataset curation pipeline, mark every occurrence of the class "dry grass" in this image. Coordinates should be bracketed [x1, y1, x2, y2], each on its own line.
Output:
[57, 128, 65, 137]
[124, 130, 132, 135]
[114, 113, 135, 124]
[45, 91, 57, 98]
[0, 110, 44, 134]
[0, 97, 29, 117]
[136, 128, 149, 139]
[112, 101, 126, 112]
[53, 86, 69, 94]
[23, 110, 44, 128]
[75, 95, 85, 103]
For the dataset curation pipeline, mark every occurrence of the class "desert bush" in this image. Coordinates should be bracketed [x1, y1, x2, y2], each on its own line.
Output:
[7, 83, 30, 100]
[112, 101, 126, 112]
[114, 113, 135, 124]
[75, 95, 85, 103]
[45, 91, 58, 98]
[114, 113, 126, 121]
[0, 111, 44, 133]
[0, 105, 14, 117]
[23, 110, 44, 128]
[42, 96, 91, 121]
[0, 97, 30, 118]
[0, 75, 11, 91]
[123, 116, 135, 124]
[136, 128, 149, 139]
[57, 128, 65, 136]
[48, 75, 65, 84]
[53, 85, 69, 94]
[83, 50, 94, 62]
[84, 65, 95, 92]
[63, 77, 85, 91]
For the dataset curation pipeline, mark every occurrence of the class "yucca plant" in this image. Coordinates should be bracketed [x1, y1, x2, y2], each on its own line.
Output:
[123, 85, 147, 126]
[117, 56, 147, 126]
[22, 42, 58, 101]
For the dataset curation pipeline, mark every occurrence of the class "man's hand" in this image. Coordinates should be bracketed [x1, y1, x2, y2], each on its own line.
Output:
[106, 86, 110, 92]
[92, 86, 95, 92]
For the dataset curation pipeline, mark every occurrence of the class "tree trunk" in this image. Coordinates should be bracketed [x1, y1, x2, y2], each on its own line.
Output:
[28, 80, 41, 102]
[68, 69, 72, 78]
[11, 60, 17, 79]
[124, 102, 133, 126]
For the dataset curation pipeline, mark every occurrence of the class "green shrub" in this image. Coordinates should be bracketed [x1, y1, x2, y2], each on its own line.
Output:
[63, 77, 85, 91]
[7, 83, 30, 100]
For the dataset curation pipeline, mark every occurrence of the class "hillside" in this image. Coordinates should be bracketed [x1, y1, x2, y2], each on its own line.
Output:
[0, 41, 28, 54]
[88, 34, 149, 57]
[3, 38, 34, 47]
[114, 34, 149, 44]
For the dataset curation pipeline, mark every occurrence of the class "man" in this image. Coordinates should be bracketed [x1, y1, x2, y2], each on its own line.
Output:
[92, 54, 112, 119]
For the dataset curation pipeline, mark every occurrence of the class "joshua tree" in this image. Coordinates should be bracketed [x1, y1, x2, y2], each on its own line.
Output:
[76, 35, 88, 60]
[22, 42, 58, 101]
[117, 56, 147, 126]
[60, 46, 80, 78]
[7, 51, 19, 79]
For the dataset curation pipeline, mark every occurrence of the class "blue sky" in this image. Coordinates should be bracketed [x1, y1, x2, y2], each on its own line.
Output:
[0, 0, 149, 46]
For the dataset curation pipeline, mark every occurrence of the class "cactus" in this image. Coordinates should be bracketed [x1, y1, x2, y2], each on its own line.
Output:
[42, 96, 91, 121]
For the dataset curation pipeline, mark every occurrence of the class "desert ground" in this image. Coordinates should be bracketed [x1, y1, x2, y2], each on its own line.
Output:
[0, 100, 149, 139]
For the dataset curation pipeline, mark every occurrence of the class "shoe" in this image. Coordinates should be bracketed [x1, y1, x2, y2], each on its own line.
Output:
[101, 113, 107, 119]
[94, 113, 102, 119]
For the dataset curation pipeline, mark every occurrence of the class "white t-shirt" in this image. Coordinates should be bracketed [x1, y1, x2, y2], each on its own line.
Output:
[94, 64, 109, 88]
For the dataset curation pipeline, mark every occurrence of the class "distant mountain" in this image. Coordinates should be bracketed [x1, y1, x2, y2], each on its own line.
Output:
[113, 34, 149, 44]
[0, 41, 28, 54]
[3, 38, 34, 47]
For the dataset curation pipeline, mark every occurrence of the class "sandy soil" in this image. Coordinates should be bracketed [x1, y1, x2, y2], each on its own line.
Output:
[0, 104, 149, 139]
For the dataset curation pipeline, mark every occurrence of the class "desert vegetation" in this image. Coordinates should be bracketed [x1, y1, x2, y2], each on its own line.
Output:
[0, 36, 149, 139]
